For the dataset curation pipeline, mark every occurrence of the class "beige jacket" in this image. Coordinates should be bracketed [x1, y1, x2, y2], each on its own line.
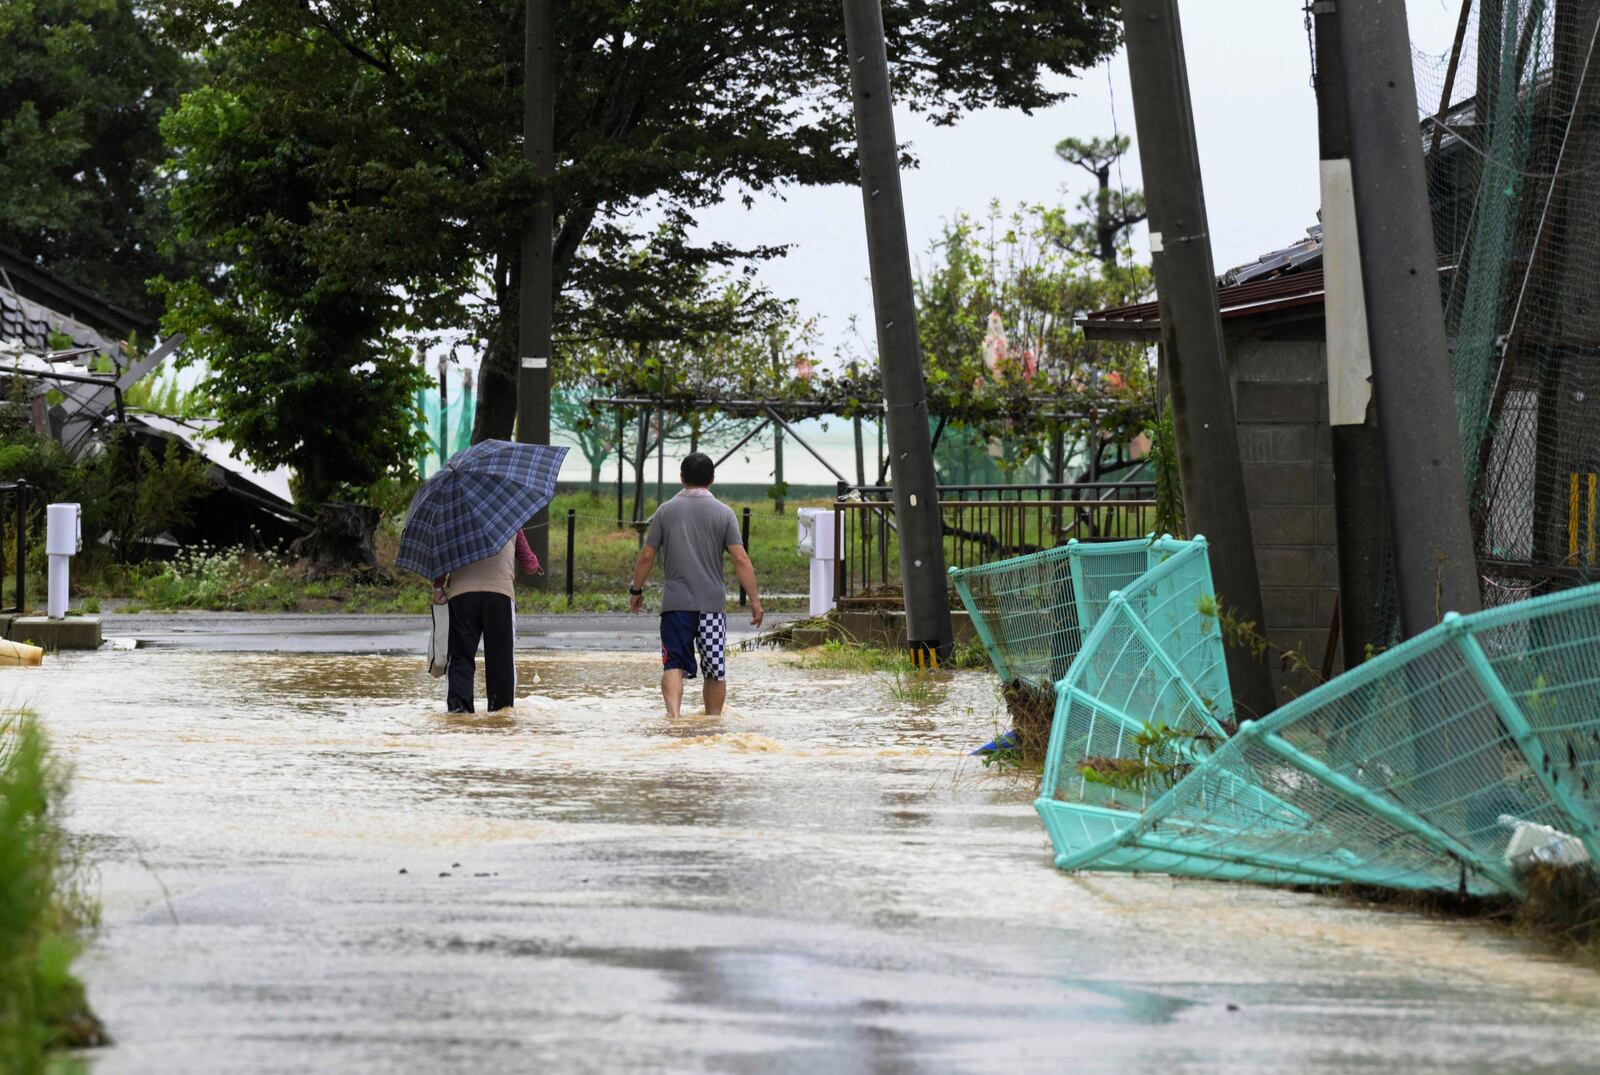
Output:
[446, 538, 516, 599]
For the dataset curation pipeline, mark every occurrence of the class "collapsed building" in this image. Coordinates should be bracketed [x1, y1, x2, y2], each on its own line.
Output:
[0, 245, 308, 552]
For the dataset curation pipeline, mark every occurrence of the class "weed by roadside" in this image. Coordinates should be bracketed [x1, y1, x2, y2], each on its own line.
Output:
[0, 716, 104, 1073]
[950, 637, 992, 671]
[791, 638, 955, 709]
[794, 638, 912, 674]
[131, 543, 300, 611]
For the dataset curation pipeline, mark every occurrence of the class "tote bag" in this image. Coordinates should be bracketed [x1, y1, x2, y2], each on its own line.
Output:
[427, 599, 450, 677]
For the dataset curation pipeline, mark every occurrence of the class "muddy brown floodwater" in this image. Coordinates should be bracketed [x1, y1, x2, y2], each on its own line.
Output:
[19, 645, 1600, 1073]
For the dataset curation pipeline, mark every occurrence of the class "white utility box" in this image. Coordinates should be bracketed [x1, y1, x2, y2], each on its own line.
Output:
[45, 502, 81, 620]
[796, 508, 838, 617]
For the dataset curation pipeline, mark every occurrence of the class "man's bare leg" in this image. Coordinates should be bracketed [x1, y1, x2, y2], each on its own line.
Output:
[703, 677, 726, 717]
[662, 669, 685, 718]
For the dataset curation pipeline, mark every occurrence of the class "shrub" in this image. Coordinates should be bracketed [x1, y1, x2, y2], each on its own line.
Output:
[134, 542, 295, 610]
[0, 717, 103, 1071]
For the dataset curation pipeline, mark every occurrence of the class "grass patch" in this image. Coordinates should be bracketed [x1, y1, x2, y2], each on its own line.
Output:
[791, 638, 954, 709]
[950, 637, 992, 671]
[0, 716, 104, 1073]
[794, 638, 913, 674]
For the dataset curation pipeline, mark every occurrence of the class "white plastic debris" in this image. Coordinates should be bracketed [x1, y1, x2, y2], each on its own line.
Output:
[1499, 814, 1591, 870]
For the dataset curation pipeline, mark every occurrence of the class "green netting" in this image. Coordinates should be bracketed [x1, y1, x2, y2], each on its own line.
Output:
[1387, 1, 1600, 634]
[957, 537, 1283, 869]
[417, 389, 475, 479]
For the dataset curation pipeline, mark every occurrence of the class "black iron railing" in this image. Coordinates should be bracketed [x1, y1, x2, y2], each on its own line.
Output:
[832, 480, 1157, 606]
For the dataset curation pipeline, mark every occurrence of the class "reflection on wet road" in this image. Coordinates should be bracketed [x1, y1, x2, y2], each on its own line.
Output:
[25, 648, 1600, 1073]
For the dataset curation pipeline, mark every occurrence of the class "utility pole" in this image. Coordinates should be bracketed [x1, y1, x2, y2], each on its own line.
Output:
[1313, 2, 1388, 667]
[1121, 0, 1275, 717]
[437, 354, 449, 469]
[518, 0, 554, 585]
[851, 361, 867, 489]
[771, 340, 786, 514]
[1335, 0, 1480, 634]
[841, 0, 953, 663]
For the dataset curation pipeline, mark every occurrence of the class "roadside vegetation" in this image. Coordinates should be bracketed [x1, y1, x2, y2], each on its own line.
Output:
[789, 635, 992, 709]
[61, 491, 815, 614]
[0, 716, 104, 1073]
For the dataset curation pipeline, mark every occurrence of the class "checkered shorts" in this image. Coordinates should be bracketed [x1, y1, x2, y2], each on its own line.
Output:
[660, 611, 727, 681]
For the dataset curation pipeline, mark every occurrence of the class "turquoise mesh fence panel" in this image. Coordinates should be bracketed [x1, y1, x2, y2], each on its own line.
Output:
[1035, 539, 1312, 876]
[1057, 583, 1600, 897]
[963, 536, 1600, 896]
[950, 538, 1155, 692]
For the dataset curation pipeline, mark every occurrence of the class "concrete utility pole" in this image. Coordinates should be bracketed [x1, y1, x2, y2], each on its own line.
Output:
[771, 340, 786, 514]
[840, 0, 953, 662]
[1121, 0, 1275, 718]
[1335, 0, 1481, 634]
[1313, 1, 1389, 667]
[437, 354, 449, 467]
[518, 0, 554, 584]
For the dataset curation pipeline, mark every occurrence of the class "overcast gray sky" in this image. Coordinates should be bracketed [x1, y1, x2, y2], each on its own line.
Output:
[691, 0, 1467, 361]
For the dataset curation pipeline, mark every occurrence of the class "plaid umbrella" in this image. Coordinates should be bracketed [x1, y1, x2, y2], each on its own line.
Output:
[396, 440, 569, 580]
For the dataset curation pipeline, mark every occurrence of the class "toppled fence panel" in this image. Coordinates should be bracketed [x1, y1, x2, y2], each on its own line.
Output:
[950, 537, 1156, 693]
[958, 537, 1600, 898]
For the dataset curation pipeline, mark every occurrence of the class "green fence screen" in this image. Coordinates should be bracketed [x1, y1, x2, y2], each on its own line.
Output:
[956, 540, 1600, 897]
[417, 389, 475, 479]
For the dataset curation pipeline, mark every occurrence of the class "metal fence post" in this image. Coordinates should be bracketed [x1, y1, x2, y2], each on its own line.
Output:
[15, 481, 27, 614]
[566, 509, 576, 606]
[739, 507, 751, 606]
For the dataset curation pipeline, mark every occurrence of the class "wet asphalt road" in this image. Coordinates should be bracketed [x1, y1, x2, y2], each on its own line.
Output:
[99, 610, 792, 654]
[25, 633, 1600, 1073]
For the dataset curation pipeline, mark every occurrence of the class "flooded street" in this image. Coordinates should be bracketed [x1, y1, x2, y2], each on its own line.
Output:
[23, 637, 1600, 1073]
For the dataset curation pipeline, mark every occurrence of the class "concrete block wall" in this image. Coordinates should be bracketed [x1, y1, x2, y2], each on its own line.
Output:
[1229, 338, 1340, 704]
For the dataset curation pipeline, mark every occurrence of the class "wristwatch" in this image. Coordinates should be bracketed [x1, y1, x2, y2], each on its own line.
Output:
[629, 586, 644, 596]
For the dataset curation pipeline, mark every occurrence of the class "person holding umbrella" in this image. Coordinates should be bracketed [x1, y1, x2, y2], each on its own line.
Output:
[397, 439, 568, 713]
[431, 530, 541, 713]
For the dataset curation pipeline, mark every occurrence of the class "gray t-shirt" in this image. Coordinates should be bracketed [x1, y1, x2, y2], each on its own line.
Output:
[645, 491, 743, 613]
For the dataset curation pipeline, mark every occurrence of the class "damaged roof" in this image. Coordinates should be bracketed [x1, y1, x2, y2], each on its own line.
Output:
[1082, 226, 1329, 342]
[0, 244, 154, 344]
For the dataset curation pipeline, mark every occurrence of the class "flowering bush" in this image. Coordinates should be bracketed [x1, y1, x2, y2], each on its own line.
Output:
[135, 541, 298, 610]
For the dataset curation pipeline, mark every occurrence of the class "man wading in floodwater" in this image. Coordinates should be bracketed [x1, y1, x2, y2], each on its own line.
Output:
[628, 453, 763, 718]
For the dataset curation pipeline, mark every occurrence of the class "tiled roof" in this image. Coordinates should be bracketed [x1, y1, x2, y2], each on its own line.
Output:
[1081, 268, 1329, 341]
[0, 284, 124, 358]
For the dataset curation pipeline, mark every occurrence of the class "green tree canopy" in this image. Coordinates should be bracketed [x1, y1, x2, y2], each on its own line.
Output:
[0, 0, 198, 317]
[1055, 135, 1148, 266]
[155, 0, 1122, 442]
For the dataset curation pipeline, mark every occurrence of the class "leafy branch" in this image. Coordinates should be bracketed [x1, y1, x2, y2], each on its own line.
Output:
[1197, 593, 1326, 690]
[1077, 720, 1219, 794]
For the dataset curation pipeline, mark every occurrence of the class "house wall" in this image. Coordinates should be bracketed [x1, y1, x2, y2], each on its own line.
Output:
[1228, 337, 1341, 703]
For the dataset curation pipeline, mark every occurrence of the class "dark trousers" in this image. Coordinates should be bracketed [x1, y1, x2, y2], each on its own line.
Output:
[447, 591, 515, 712]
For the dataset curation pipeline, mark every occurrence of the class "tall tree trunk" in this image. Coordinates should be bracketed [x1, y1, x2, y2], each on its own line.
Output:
[473, 248, 519, 442]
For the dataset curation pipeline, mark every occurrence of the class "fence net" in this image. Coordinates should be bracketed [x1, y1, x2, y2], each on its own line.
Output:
[417, 389, 476, 479]
[958, 535, 1600, 895]
[1408, 0, 1600, 639]
[1091, 583, 1600, 896]
[949, 538, 1154, 695]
